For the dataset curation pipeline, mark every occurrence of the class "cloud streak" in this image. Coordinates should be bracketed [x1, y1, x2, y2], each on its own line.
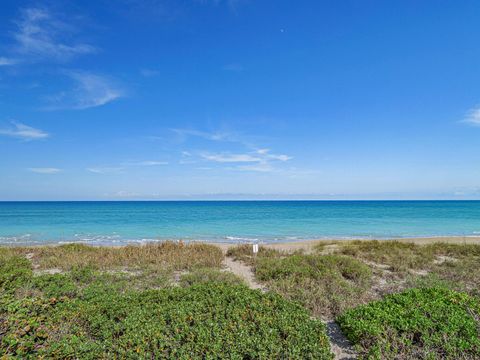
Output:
[201, 148, 292, 172]
[0, 121, 49, 140]
[464, 107, 480, 126]
[0, 57, 17, 66]
[46, 71, 124, 110]
[28, 167, 61, 174]
[11, 7, 95, 63]
[172, 128, 238, 142]
[201, 153, 261, 163]
[202, 149, 291, 164]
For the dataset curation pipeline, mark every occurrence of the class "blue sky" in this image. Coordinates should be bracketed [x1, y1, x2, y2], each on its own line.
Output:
[1, 0, 480, 200]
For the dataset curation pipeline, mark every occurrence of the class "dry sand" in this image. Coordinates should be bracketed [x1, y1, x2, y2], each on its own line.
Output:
[210, 236, 480, 253]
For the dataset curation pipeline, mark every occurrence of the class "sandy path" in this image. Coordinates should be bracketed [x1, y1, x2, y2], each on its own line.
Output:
[223, 256, 263, 290]
[222, 252, 356, 359]
[325, 321, 357, 359]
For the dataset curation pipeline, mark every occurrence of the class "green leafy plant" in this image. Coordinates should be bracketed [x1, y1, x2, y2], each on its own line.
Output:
[337, 287, 480, 359]
[179, 267, 245, 287]
[0, 255, 333, 359]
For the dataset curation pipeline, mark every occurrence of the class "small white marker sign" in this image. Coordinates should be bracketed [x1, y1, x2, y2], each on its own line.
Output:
[252, 243, 259, 254]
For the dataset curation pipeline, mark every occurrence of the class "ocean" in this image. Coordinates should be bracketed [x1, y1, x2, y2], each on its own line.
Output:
[1, 200, 480, 245]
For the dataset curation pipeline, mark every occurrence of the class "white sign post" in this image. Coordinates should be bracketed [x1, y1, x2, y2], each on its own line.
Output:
[252, 243, 259, 255]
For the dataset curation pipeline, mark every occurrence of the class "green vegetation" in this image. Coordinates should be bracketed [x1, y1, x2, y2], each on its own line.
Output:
[3, 240, 480, 358]
[226, 244, 288, 265]
[0, 246, 333, 359]
[337, 287, 480, 359]
[337, 240, 480, 297]
[179, 267, 245, 287]
[4, 241, 224, 271]
[228, 241, 480, 358]
[338, 240, 434, 272]
[254, 254, 373, 318]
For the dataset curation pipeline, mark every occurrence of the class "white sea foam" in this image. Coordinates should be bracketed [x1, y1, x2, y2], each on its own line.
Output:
[225, 236, 260, 243]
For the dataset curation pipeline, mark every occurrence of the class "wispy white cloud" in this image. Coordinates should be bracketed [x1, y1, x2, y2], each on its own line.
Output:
[87, 167, 124, 174]
[171, 126, 293, 172]
[201, 148, 291, 172]
[201, 153, 261, 163]
[171, 127, 264, 149]
[0, 121, 49, 140]
[11, 7, 95, 63]
[257, 148, 292, 161]
[266, 153, 292, 161]
[0, 57, 17, 66]
[46, 71, 124, 110]
[28, 167, 61, 174]
[172, 128, 237, 142]
[123, 160, 168, 166]
[202, 149, 291, 164]
[463, 107, 480, 126]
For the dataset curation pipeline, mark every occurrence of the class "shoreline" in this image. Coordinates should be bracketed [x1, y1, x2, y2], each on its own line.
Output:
[208, 235, 480, 252]
[2, 235, 480, 249]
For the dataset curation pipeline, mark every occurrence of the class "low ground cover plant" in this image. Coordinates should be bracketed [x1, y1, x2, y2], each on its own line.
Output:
[0, 254, 333, 359]
[179, 267, 245, 287]
[337, 287, 480, 359]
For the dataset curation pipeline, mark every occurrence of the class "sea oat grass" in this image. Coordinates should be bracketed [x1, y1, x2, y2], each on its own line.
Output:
[339, 240, 435, 272]
[226, 244, 286, 265]
[4, 241, 223, 271]
[254, 254, 373, 318]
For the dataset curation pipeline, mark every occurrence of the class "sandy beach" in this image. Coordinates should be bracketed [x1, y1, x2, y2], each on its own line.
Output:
[210, 235, 480, 253]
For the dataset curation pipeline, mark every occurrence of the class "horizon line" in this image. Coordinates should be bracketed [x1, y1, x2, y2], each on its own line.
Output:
[1, 199, 480, 202]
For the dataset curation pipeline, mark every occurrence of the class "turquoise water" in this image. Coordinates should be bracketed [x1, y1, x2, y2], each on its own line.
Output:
[1, 201, 480, 245]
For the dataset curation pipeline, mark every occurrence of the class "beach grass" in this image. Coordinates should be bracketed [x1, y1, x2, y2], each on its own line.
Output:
[226, 244, 288, 265]
[253, 253, 373, 318]
[334, 240, 480, 297]
[338, 240, 435, 272]
[0, 241, 223, 271]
